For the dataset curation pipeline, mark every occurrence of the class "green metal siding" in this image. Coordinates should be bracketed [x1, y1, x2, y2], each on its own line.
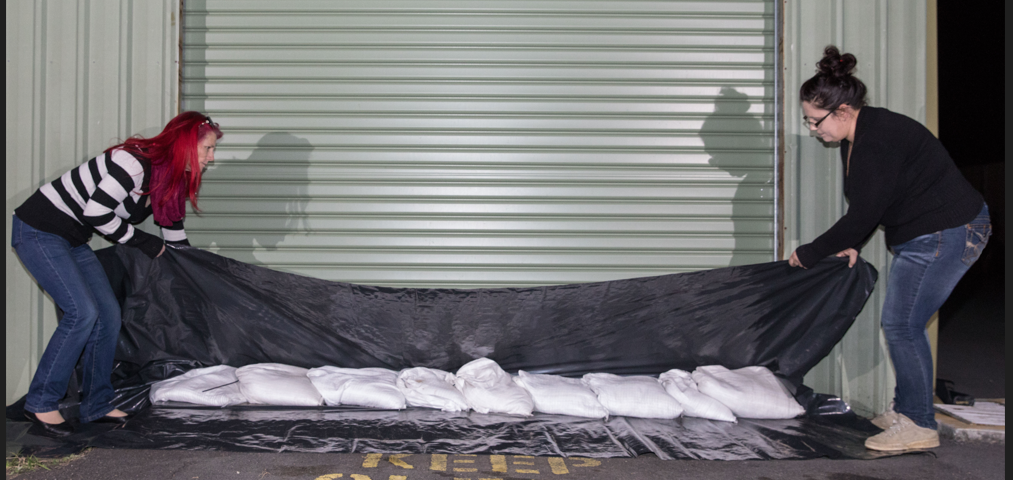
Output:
[4, 0, 931, 417]
[5, 0, 180, 405]
[785, 0, 929, 416]
[182, 0, 778, 288]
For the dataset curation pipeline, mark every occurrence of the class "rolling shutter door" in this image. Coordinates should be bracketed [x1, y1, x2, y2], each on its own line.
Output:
[182, 0, 775, 288]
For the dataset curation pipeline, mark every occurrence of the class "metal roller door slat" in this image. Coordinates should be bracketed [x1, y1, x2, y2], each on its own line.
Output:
[183, 0, 775, 285]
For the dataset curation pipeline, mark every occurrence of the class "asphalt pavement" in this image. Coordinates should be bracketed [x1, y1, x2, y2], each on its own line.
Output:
[5, 436, 1005, 480]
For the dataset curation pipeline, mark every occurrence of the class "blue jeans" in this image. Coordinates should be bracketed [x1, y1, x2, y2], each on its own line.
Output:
[11, 215, 121, 422]
[883, 204, 991, 430]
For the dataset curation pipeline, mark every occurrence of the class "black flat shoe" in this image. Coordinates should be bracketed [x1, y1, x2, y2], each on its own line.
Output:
[24, 411, 75, 437]
[92, 414, 130, 425]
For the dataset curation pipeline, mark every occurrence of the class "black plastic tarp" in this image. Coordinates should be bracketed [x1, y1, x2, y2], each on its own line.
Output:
[8, 246, 889, 460]
[115, 245, 876, 384]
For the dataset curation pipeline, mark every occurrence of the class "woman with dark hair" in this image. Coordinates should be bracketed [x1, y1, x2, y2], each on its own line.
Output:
[788, 46, 990, 451]
[11, 111, 222, 436]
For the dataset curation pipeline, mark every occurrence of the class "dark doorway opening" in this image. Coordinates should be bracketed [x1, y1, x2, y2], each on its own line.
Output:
[935, 0, 1005, 399]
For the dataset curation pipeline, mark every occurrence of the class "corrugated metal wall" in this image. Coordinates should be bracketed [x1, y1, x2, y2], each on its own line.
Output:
[6, 0, 931, 415]
[181, 0, 778, 288]
[5, 0, 179, 405]
[785, 0, 929, 416]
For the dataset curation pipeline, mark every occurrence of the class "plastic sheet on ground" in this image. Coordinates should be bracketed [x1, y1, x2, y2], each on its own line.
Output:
[5, 245, 895, 460]
[8, 398, 910, 460]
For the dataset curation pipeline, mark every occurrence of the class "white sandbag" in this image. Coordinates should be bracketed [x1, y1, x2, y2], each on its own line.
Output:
[454, 358, 533, 416]
[307, 367, 406, 409]
[659, 369, 736, 422]
[692, 365, 805, 419]
[235, 363, 323, 406]
[513, 371, 608, 419]
[149, 365, 247, 407]
[396, 367, 470, 412]
[582, 373, 684, 419]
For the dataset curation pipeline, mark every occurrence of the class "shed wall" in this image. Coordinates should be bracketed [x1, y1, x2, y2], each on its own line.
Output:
[5, 0, 179, 405]
[6, 1, 931, 417]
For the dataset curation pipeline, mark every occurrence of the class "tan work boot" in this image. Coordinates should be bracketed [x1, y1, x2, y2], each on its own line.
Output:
[865, 413, 940, 451]
[870, 402, 899, 429]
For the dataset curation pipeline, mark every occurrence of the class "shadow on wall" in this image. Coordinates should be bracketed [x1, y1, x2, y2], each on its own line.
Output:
[222, 132, 314, 265]
[700, 87, 767, 267]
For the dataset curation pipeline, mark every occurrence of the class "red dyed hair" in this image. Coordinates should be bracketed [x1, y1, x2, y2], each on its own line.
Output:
[107, 111, 223, 226]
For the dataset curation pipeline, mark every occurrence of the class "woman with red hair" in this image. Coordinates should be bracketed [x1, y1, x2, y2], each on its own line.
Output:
[11, 111, 222, 436]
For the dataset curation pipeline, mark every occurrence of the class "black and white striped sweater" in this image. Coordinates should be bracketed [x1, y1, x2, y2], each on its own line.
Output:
[14, 149, 189, 258]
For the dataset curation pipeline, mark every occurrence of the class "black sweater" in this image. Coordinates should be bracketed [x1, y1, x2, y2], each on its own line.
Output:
[795, 106, 983, 268]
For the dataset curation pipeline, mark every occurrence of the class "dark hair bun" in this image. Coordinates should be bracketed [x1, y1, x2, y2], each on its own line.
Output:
[799, 45, 868, 110]
[816, 45, 858, 78]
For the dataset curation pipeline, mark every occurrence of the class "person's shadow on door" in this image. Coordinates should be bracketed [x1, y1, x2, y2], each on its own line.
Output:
[701, 87, 769, 267]
[225, 132, 313, 265]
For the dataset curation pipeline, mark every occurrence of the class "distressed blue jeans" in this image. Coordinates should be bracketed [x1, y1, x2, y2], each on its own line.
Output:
[883, 204, 991, 430]
[11, 215, 121, 423]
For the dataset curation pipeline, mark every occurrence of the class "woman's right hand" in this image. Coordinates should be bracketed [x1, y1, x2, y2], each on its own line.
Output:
[157, 245, 166, 257]
[835, 248, 859, 268]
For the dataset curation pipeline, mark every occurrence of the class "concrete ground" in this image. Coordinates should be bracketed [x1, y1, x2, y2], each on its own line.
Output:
[5, 437, 1006, 480]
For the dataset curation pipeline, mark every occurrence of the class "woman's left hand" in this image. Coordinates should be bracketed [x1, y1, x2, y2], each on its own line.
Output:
[788, 250, 805, 269]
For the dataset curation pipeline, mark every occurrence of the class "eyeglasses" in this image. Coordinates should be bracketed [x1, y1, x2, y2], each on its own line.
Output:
[802, 108, 836, 129]
[204, 115, 219, 128]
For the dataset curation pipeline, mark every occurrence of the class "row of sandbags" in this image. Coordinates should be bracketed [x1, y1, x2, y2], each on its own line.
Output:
[149, 358, 805, 421]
